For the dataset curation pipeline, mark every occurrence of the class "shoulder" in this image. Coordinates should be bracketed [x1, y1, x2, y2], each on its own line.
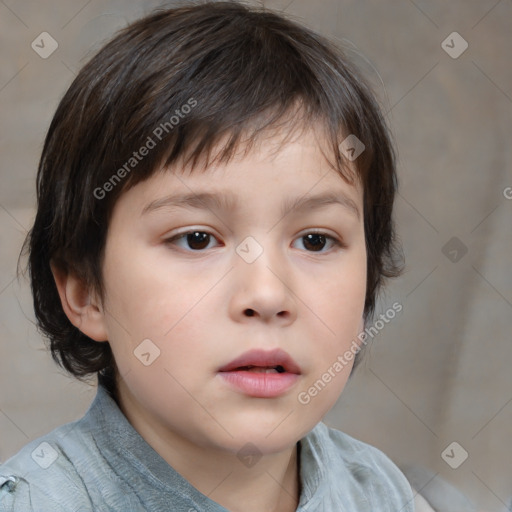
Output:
[307, 422, 415, 511]
[0, 421, 94, 512]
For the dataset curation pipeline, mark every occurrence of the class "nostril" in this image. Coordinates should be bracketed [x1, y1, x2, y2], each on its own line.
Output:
[245, 309, 255, 316]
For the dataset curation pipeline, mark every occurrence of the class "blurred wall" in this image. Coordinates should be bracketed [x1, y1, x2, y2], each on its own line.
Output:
[1, 1, 511, 510]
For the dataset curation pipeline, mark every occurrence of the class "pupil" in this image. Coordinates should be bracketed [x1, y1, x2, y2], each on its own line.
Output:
[303, 233, 325, 251]
[184, 233, 326, 251]
[187, 232, 210, 250]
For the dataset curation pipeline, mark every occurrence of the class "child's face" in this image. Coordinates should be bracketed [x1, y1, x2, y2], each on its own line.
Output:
[98, 128, 366, 455]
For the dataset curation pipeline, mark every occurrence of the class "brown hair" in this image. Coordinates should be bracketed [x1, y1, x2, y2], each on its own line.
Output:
[22, 1, 403, 397]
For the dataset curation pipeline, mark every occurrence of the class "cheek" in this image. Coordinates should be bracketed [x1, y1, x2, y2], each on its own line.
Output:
[296, 257, 365, 408]
[101, 245, 217, 372]
[308, 285, 362, 375]
[317, 259, 366, 339]
[102, 243, 184, 334]
[100, 252, 209, 415]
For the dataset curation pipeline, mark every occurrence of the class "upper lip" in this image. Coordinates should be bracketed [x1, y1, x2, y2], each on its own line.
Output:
[218, 348, 301, 374]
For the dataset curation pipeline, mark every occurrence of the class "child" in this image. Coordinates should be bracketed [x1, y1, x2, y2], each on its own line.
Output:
[0, 1, 412, 511]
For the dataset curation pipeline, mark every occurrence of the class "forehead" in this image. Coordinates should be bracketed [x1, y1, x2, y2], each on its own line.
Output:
[169, 114, 360, 181]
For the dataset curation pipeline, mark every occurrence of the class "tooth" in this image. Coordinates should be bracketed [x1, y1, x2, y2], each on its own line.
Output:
[247, 367, 279, 373]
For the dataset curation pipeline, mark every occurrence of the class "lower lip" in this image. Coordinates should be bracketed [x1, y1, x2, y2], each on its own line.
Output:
[219, 371, 300, 398]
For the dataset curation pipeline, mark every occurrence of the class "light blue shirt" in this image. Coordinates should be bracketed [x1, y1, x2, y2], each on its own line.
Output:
[0, 382, 414, 511]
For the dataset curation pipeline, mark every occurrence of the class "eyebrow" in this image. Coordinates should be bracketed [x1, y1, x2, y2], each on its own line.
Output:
[141, 190, 360, 220]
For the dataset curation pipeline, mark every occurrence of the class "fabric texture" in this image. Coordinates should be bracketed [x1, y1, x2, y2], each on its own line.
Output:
[0, 383, 414, 511]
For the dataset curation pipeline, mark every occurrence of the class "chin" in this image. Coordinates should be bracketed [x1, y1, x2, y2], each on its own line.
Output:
[224, 416, 313, 452]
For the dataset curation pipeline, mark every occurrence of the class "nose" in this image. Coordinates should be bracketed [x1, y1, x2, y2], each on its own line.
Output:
[229, 241, 297, 325]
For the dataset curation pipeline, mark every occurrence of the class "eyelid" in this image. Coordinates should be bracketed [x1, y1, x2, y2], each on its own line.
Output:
[296, 227, 347, 247]
[164, 228, 222, 248]
[294, 230, 346, 251]
[164, 228, 346, 252]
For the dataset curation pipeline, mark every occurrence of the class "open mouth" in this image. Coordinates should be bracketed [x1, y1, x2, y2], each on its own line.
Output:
[218, 348, 301, 375]
[218, 350, 300, 397]
[234, 365, 286, 374]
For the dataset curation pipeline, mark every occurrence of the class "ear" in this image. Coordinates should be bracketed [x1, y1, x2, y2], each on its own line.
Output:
[51, 262, 108, 342]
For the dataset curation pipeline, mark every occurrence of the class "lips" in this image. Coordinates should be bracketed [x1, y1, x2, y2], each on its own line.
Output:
[218, 348, 301, 375]
[218, 348, 301, 398]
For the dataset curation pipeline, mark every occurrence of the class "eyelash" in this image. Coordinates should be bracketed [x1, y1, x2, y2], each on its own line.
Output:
[164, 229, 345, 253]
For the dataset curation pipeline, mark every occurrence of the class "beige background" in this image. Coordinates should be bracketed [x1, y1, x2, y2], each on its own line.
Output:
[1, 0, 511, 510]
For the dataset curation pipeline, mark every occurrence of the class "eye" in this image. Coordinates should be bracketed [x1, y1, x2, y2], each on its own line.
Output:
[293, 232, 343, 252]
[165, 230, 220, 251]
[164, 230, 343, 253]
